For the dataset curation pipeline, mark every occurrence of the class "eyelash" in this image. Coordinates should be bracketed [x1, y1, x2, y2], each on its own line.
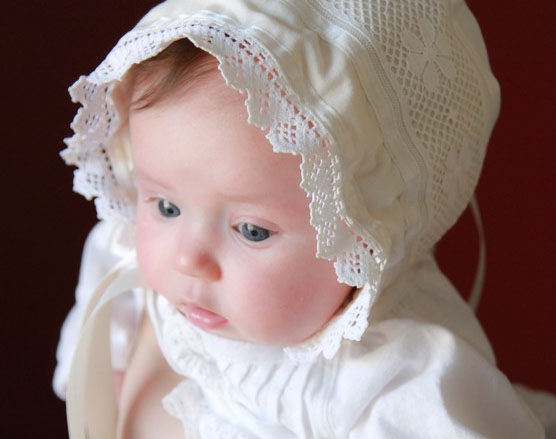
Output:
[151, 198, 275, 243]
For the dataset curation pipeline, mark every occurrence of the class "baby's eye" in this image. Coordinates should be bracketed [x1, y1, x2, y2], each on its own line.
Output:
[157, 199, 180, 218]
[236, 223, 274, 242]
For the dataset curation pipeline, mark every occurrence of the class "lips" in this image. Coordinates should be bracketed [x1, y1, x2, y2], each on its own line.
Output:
[179, 303, 228, 329]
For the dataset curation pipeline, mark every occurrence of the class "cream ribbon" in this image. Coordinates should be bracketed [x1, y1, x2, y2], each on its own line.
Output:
[66, 254, 141, 439]
[468, 195, 486, 311]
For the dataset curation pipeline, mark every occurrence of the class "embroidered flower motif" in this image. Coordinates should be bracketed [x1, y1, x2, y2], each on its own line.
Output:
[444, 143, 473, 197]
[401, 18, 456, 92]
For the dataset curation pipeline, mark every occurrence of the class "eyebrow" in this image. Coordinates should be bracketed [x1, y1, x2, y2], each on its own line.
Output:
[132, 166, 173, 190]
[223, 190, 307, 218]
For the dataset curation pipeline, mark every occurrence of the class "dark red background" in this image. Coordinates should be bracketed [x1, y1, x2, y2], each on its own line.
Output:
[2, 1, 554, 437]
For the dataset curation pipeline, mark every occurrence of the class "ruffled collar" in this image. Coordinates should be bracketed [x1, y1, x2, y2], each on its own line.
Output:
[146, 282, 376, 374]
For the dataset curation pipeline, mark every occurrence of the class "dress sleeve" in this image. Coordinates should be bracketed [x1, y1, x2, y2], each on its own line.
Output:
[52, 221, 141, 400]
[327, 320, 545, 438]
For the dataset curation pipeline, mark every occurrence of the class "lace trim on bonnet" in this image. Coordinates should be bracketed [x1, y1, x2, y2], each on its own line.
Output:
[61, 15, 385, 361]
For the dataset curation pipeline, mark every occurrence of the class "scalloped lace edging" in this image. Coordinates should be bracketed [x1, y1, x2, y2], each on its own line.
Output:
[285, 282, 376, 362]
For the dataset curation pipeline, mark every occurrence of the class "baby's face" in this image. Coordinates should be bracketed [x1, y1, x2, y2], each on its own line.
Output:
[129, 68, 351, 345]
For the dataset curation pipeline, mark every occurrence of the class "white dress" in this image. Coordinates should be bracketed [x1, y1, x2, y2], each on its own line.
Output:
[54, 221, 555, 438]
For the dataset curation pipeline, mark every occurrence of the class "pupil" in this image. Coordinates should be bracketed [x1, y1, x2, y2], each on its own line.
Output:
[241, 223, 270, 242]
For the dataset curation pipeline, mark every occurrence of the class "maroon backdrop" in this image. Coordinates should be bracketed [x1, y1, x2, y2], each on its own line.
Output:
[2, 1, 554, 437]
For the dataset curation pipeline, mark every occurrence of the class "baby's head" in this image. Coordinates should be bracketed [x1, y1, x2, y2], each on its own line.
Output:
[63, 0, 500, 357]
[126, 40, 352, 345]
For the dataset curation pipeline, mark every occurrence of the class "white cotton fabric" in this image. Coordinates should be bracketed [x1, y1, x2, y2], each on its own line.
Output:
[53, 0, 556, 437]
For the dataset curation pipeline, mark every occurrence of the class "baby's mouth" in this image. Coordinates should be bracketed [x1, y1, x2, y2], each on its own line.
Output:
[178, 303, 228, 329]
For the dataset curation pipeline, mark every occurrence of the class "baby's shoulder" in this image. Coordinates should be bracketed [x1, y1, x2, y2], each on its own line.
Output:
[327, 319, 543, 438]
[341, 318, 468, 371]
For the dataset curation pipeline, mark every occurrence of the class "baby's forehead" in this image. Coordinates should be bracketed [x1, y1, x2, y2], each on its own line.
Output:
[125, 41, 305, 210]
[129, 66, 308, 209]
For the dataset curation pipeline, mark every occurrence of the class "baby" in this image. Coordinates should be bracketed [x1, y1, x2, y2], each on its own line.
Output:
[54, 0, 555, 438]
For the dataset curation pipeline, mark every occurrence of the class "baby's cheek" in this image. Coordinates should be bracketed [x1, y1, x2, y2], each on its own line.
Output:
[135, 218, 164, 291]
[277, 257, 349, 338]
[239, 266, 318, 343]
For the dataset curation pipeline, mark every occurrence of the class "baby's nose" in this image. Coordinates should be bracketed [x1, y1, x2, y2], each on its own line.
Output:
[175, 246, 221, 281]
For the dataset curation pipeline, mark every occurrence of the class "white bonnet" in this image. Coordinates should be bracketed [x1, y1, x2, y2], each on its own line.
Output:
[62, 0, 500, 352]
